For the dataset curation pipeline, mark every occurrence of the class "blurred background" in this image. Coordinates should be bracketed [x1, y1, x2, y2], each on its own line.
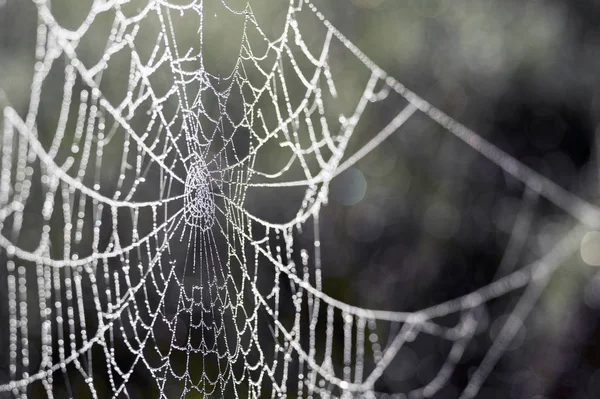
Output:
[2, 0, 600, 398]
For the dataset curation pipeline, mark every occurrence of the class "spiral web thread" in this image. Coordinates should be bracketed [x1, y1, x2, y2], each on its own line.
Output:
[0, 0, 598, 398]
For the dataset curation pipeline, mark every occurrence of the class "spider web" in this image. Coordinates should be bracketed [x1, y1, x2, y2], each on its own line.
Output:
[0, 0, 597, 398]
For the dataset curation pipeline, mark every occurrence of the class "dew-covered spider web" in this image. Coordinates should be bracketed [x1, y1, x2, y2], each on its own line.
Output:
[1, 0, 600, 398]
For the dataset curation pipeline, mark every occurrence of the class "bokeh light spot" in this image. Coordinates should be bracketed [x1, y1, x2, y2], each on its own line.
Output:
[331, 167, 367, 206]
[581, 231, 600, 266]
